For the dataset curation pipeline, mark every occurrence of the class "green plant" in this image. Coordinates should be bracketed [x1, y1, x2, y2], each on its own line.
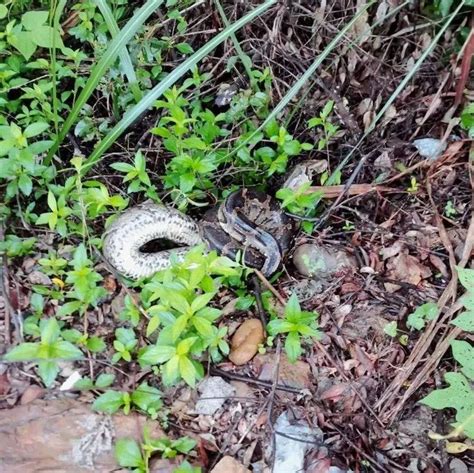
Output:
[460, 102, 474, 138]
[115, 430, 196, 473]
[112, 328, 138, 363]
[307, 100, 339, 150]
[267, 293, 320, 362]
[137, 247, 242, 387]
[406, 302, 439, 330]
[3, 318, 83, 387]
[93, 382, 163, 418]
[420, 267, 474, 442]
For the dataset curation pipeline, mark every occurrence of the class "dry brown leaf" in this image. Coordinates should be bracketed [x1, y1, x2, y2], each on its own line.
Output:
[20, 385, 45, 405]
[254, 353, 312, 389]
[385, 251, 432, 292]
[210, 456, 251, 473]
[228, 319, 264, 366]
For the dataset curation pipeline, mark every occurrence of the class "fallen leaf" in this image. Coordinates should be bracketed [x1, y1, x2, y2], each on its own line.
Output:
[20, 385, 45, 405]
[228, 319, 264, 366]
[0, 373, 10, 395]
[385, 251, 432, 292]
[210, 456, 251, 473]
[254, 353, 312, 389]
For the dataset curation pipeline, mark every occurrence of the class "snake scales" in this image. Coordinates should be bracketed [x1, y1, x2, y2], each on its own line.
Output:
[103, 188, 297, 280]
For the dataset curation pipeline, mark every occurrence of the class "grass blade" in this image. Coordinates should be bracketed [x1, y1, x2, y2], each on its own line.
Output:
[94, 0, 141, 101]
[46, 0, 163, 164]
[81, 0, 277, 175]
[216, 1, 376, 163]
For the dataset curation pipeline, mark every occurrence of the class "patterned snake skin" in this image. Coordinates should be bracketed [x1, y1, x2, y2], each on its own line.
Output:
[103, 191, 297, 280]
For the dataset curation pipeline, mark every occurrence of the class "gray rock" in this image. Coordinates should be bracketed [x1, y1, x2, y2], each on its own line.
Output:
[194, 377, 235, 415]
[273, 411, 323, 473]
[413, 138, 447, 160]
[292, 244, 355, 278]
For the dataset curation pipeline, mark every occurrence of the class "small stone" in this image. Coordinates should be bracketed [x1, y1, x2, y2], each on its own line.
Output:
[273, 411, 323, 473]
[210, 456, 251, 473]
[194, 377, 235, 415]
[412, 137, 447, 160]
[293, 244, 355, 279]
[27, 270, 52, 285]
[228, 319, 264, 366]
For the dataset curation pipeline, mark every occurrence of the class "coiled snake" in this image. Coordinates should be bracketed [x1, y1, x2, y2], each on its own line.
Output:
[103, 188, 297, 280]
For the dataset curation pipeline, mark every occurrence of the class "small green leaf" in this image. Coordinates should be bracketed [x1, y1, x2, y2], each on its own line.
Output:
[92, 390, 126, 414]
[383, 321, 398, 337]
[451, 340, 474, 380]
[52, 341, 83, 360]
[3, 342, 39, 361]
[451, 310, 474, 333]
[406, 303, 438, 331]
[285, 331, 302, 363]
[95, 373, 116, 388]
[40, 318, 61, 346]
[38, 360, 59, 387]
[179, 356, 197, 387]
[138, 345, 175, 365]
[115, 438, 144, 468]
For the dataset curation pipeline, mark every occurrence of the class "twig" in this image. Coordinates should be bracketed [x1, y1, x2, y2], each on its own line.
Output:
[251, 274, 268, 330]
[209, 367, 301, 394]
[254, 270, 286, 306]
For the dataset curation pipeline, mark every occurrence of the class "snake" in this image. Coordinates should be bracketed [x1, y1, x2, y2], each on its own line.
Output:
[102, 188, 297, 280]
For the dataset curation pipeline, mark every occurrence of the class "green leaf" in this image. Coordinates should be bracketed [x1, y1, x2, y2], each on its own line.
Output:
[22, 11, 49, 29]
[18, 174, 32, 196]
[457, 267, 474, 293]
[420, 372, 474, 438]
[87, 336, 106, 353]
[138, 345, 175, 365]
[40, 318, 60, 346]
[169, 294, 190, 314]
[24, 122, 49, 138]
[451, 310, 474, 333]
[95, 373, 115, 388]
[115, 438, 144, 468]
[190, 292, 214, 312]
[285, 331, 302, 363]
[131, 382, 162, 412]
[38, 360, 59, 387]
[176, 42, 194, 54]
[383, 321, 398, 337]
[179, 356, 197, 387]
[267, 319, 293, 335]
[92, 390, 126, 414]
[3, 342, 39, 361]
[406, 302, 439, 331]
[284, 293, 301, 320]
[0, 5, 7, 19]
[451, 340, 474, 380]
[10, 31, 38, 60]
[52, 341, 83, 360]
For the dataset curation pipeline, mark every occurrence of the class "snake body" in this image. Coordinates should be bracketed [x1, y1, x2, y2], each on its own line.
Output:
[103, 202, 203, 279]
[103, 189, 296, 279]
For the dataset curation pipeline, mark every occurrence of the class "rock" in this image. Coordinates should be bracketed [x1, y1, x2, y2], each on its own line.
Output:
[272, 411, 323, 473]
[0, 398, 166, 472]
[210, 456, 251, 473]
[229, 319, 264, 366]
[293, 244, 355, 279]
[27, 270, 52, 285]
[412, 137, 447, 160]
[194, 377, 235, 415]
[282, 160, 328, 191]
